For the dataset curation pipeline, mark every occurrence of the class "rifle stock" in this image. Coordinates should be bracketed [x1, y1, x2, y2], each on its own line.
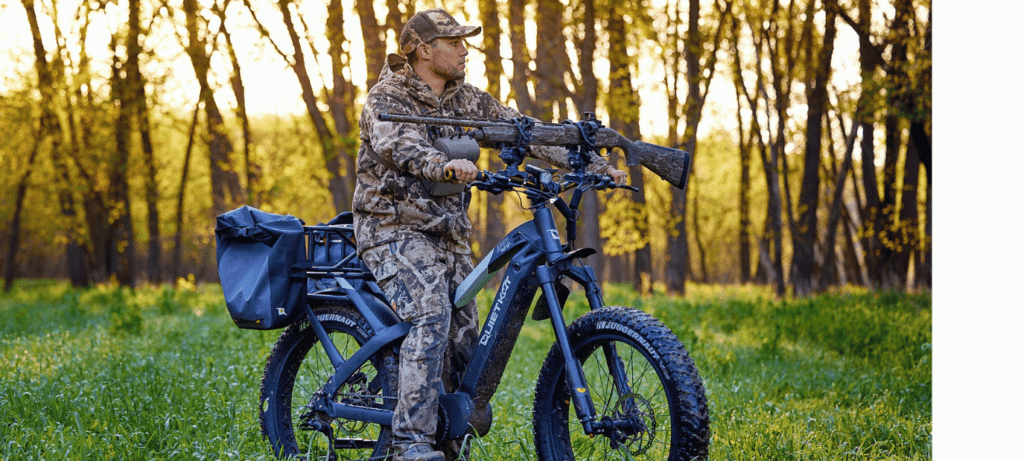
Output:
[378, 113, 692, 190]
[626, 142, 691, 191]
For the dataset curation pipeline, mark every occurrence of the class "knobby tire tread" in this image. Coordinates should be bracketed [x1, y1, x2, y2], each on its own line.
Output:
[532, 306, 710, 461]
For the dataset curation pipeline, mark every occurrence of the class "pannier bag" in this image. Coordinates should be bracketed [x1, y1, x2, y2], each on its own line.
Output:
[215, 206, 311, 329]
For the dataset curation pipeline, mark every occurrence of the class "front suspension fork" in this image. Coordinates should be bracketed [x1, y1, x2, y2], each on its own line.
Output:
[537, 265, 637, 437]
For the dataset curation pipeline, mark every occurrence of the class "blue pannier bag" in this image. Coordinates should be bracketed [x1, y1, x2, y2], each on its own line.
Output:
[215, 206, 311, 329]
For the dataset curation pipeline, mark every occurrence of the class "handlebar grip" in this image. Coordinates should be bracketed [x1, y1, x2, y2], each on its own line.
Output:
[445, 168, 488, 182]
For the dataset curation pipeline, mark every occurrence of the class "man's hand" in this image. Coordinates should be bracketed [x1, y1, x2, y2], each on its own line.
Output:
[607, 167, 628, 184]
[444, 159, 479, 184]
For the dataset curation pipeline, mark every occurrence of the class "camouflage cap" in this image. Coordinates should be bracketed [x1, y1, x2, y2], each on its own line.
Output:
[400, 9, 481, 56]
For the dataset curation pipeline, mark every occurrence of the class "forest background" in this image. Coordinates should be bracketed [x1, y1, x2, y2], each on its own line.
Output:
[4, 0, 1024, 456]
[1, 0, 933, 298]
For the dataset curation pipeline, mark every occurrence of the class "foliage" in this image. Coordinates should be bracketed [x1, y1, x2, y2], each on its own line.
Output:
[0, 281, 930, 459]
[0, 0, 932, 292]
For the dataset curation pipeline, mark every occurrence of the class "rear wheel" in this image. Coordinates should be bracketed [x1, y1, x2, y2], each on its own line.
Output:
[260, 304, 399, 460]
[532, 306, 709, 460]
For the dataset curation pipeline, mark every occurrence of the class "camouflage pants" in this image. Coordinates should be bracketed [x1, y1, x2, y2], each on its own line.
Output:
[362, 237, 479, 455]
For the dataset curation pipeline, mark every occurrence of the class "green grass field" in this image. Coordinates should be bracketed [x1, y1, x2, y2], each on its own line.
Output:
[0, 280, 931, 460]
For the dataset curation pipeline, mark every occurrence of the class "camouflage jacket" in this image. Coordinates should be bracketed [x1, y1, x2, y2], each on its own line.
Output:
[353, 54, 612, 255]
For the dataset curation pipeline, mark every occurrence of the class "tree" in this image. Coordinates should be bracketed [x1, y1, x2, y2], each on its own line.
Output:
[480, 0, 508, 260]
[244, 0, 351, 213]
[355, 0, 385, 92]
[836, 0, 931, 289]
[214, 0, 258, 207]
[184, 0, 243, 217]
[127, 0, 162, 282]
[571, 0, 605, 284]
[665, 0, 730, 294]
[3, 122, 41, 292]
[172, 101, 202, 287]
[109, 29, 139, 287]
[509, 0, 534, 114]
[820, 101, 860, 288]
[19, 0, 95, 286]
[326, 0, 358, 212]
[533, 0, 571, 122]
[728, 0, 786, 295]
[605, 0, 651, 293]
[789, 0, 837, 296]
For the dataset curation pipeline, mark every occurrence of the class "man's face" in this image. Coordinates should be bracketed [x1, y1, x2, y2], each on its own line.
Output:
[428, 37, 469, 82]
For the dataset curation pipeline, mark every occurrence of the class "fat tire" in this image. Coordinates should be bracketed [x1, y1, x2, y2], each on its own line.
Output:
[260, 304, 399, 460]
[532, 306, 709, 461]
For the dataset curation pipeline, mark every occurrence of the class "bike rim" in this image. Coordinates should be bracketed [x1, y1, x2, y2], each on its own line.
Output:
[564, 336, 675, 460]
[286, 329, 392, 460]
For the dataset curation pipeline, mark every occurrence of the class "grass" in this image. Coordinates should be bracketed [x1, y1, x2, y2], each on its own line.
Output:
[0, 280, 931, 460]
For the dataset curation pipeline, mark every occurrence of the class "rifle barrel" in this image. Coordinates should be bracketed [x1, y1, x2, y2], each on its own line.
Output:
[379, 113, 508, 128]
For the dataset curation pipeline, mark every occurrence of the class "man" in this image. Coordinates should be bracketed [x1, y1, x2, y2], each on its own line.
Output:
[352, 8, 626, 461]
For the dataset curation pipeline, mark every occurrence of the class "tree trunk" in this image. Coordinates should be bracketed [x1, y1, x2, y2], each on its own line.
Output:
[184, 0, 242, 217]
[574, 0, 604, 284]
[691, 180, 709, 282]
[385, 0, 405, 42]
[737, 99, 752, 283]
[109, 43, 137, 287]
[667, 0, 730, 293]
[480, 0, 506, 262]
[126, 0, 161, 283]
[836, 202, 860, 285]
[898, 137, 920, 288]
[326, 0, 357, 214]
[735, 0, 784, 295]
[917, 176, 931, 288]
[22, 0, 95, 286]
[607, 1, 651, 294]
[822, 114, 859, 289]
[3, 124, 42, 292]
[509, 0, 534, 114]
[173, 101, 201, 287]
[277, 0, 349, 213]
[760, 123, 785, 296]
[852, 0, 881, 286]
[216, 3, 257, 207]
[763, 0, 798, 297]
[728, 5, 753, 283]
[356, 0, 385, 93]
[790, 0, 836, 296]
[534, 0, 570, 121]
[664, 0, 688, 293]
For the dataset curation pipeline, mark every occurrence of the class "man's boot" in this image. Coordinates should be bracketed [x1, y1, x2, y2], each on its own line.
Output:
[395, 443, 445, 461]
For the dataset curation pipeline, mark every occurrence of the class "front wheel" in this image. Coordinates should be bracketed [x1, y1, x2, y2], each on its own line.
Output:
[532, 306, 709, 460]
[260, 304, 399, 460]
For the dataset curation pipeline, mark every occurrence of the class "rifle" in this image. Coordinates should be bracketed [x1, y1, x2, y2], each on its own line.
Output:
[378, 112, 691, 190]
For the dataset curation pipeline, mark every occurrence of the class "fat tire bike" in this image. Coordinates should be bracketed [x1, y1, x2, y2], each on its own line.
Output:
[257, 164, 709, 460]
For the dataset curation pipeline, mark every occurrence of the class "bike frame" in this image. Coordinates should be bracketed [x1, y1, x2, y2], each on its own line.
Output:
[299, 182, 634, 439]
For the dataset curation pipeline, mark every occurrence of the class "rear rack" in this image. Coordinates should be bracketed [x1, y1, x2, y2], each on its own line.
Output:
[304, 224, 373, 280]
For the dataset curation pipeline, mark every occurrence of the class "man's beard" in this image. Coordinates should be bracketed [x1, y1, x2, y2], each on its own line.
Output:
[438, 62, 466, 81]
